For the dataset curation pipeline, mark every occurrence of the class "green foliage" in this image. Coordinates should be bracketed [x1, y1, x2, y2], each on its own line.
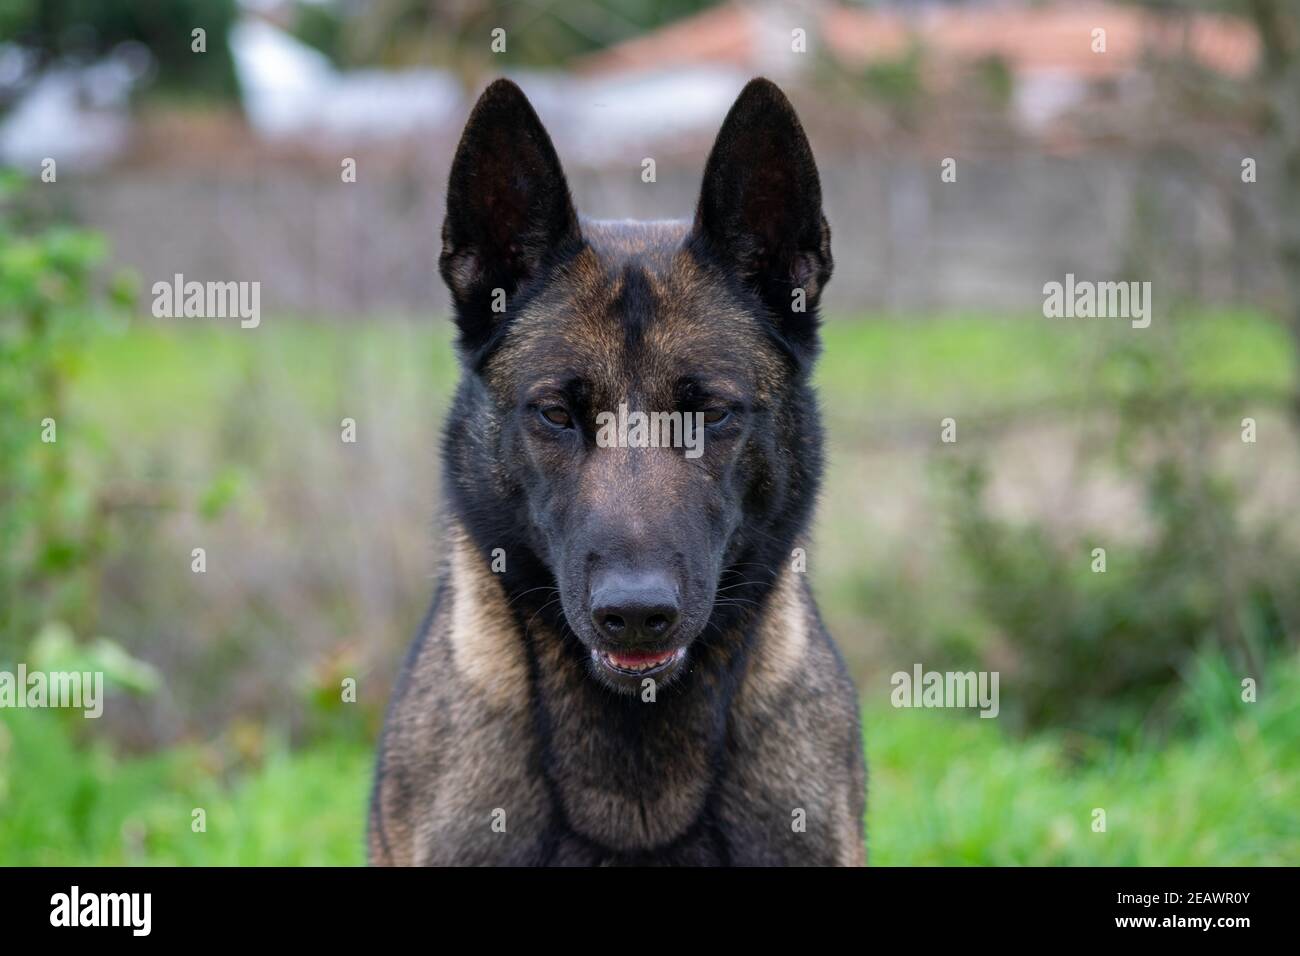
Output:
[973, 55, 1014, 107]
[0, 174, 133, 654]
[289, 1, 347, 68]
[937, 455, 1292, 732]
[857, 44, 925, 109]
[197, 466, 246, 522]
[30, 621, 161, 695]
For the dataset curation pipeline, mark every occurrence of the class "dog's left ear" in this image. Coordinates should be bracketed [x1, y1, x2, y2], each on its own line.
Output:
[691, 78, 832, 360]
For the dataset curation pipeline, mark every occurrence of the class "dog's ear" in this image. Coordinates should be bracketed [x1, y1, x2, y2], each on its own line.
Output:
[440, 79, 581, 355]
[691, 78, 832, 360]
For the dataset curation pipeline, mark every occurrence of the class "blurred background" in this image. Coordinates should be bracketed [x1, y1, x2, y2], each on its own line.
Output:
[0, 0, 1297, 865]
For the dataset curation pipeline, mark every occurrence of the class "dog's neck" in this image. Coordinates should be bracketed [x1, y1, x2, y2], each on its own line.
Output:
[441, 521, 810, 853]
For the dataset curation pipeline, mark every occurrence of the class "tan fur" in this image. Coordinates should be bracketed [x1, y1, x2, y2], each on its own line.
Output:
[447, 529, 529, 709]
[743, 557, 813, 708]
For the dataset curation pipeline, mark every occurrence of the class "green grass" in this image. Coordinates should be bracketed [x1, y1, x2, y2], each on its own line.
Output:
[76, 309, 1294, 438]
[817, 308, 1293, 421]
[0, 710, 371, 865]
[866, 654, 1300, 865]
[4, 309, 1292, 865]
[2, 652, 1295, 865]
[77, 315, 459, 439]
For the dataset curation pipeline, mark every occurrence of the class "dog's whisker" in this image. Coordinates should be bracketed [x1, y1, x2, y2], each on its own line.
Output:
[506, 584, 560, 609]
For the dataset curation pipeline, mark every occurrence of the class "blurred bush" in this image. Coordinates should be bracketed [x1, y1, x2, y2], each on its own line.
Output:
[939, 456, 1293, 733]
[0, 171, 132, 656]
[925, 325, 1298, 734]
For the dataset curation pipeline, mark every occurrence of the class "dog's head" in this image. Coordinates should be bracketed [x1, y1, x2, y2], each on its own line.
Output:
[441, 78, 831, 693]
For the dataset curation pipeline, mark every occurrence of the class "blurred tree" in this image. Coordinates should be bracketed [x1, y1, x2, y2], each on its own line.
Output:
[1129, 0, 1300, 418]
[1, 0, 239, 101]
[1242, 0, 1300, 420]
[289, 0, 714, 74]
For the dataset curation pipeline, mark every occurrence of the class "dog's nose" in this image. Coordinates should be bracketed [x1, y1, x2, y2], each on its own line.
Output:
[590, 572, 680, 643]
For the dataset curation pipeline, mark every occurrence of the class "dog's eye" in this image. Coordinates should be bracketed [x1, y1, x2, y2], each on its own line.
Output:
[701, 408, 730, 427]
[539, 405, 573, 428]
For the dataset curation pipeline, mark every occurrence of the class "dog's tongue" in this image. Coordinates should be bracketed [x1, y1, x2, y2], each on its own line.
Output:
[607, 649, 673, 668]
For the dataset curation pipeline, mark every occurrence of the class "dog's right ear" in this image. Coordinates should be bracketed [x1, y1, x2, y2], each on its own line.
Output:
[691, 78, 831, 366]
[440, 79, 581, 355]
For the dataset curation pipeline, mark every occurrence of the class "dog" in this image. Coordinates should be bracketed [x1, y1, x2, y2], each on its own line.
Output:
[369, 77, 866, 865]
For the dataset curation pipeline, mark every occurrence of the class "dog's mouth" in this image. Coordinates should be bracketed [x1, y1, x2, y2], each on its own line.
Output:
[592, 646, 686, 677]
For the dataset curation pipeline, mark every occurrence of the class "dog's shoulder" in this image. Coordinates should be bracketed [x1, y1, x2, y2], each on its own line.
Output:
[720, 560, 867, 865]
[369, 525, 547, 865]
